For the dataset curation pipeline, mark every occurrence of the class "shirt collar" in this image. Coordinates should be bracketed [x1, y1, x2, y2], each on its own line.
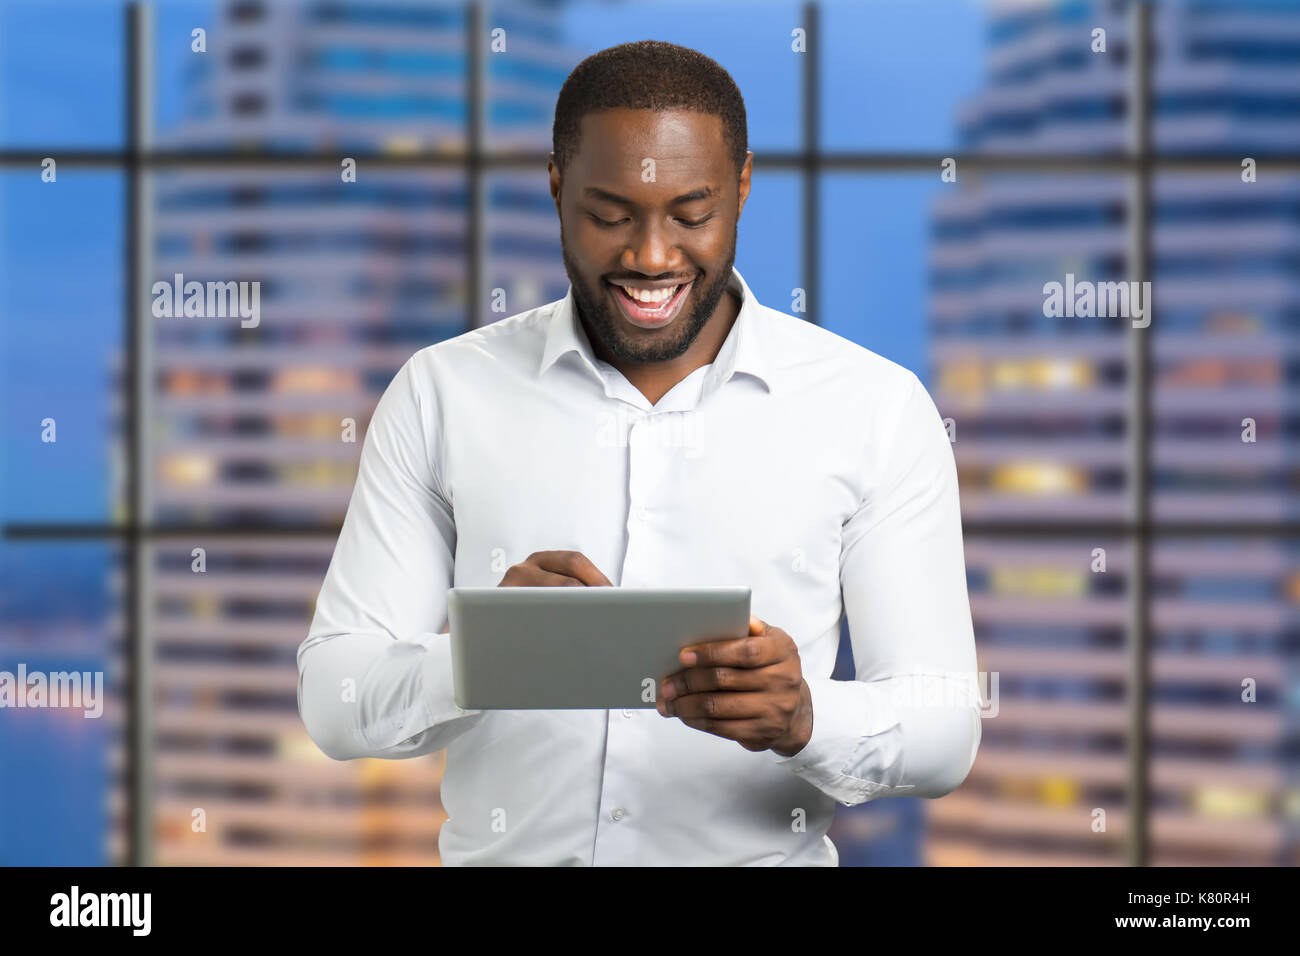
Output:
[538, 266, 772, 394]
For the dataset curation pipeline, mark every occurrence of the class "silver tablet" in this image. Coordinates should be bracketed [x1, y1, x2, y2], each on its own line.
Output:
[448, 586, 751, 710]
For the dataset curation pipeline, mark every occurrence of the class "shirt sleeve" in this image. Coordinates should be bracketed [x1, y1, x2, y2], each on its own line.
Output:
[773, 370, 982, 805]
[296, 355, 484, 760]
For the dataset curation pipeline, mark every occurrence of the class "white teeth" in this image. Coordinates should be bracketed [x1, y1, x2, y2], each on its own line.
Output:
[622, 285, 677, 304]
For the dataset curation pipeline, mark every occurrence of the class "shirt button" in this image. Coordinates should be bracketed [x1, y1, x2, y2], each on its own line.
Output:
[636, 507, 650, 521]
[610, 808, 626, 822]
[622, 709, 634, 718]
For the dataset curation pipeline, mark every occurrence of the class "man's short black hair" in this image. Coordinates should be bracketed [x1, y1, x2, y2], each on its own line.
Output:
[552, 40, 749, 179]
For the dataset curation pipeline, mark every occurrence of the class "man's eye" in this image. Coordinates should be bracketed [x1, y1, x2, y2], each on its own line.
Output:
[589, 214, 628, 227]
[678, 216, 715, 228]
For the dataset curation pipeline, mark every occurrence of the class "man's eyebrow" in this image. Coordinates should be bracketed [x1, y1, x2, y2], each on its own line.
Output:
[583, 186, 717, 206]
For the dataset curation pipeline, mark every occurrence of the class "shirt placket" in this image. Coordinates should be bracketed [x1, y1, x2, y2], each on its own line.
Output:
[590, 409, 670, 865]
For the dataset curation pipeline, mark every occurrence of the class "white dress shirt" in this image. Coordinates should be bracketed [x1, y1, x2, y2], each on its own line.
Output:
[298, 267, 982, 866]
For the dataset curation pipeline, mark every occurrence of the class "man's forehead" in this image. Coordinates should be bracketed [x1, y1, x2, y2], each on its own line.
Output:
[576, 108, 726, 161]
[568, 113, 728, 199]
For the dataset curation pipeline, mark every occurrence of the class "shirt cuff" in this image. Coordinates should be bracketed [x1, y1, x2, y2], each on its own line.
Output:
[771, 676, 912, 806]
[357, 632, 480, 752]
[419, 631, 481, 724]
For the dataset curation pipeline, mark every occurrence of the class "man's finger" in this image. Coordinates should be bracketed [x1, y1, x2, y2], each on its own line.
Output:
[500, 565, 587, 587]
[661, 664, 770, 698]
[665, 691, 766, 721]
[678, 616, 770, 667]
[678, 634, 783, 670]
[533, 550, 612, 586]
[536, 570, 588, 587]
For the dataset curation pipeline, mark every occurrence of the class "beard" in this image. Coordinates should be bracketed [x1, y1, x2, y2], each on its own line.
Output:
[561, 221, 737, 365]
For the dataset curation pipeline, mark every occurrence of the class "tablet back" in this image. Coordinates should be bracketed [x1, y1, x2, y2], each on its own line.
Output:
[448, 586, 751, 709]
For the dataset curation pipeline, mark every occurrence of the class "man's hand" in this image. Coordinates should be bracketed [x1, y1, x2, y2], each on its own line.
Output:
[657, 615, 813, 757]
[497, 550, 612, 587]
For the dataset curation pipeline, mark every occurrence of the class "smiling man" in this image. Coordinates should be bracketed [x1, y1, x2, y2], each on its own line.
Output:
[298, 40, 982, 866]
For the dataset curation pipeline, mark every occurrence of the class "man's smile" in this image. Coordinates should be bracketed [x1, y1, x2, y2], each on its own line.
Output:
[606, 277, 695, 330]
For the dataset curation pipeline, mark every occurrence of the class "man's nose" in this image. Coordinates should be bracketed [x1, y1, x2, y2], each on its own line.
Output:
[620, 219, 681, 276]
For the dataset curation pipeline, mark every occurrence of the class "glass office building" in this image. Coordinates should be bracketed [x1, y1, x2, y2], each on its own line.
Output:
[928, 0, 1300, 865]
[114, 0, 575, 865]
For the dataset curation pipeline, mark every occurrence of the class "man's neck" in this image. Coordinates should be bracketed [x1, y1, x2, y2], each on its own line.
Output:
[588, 288, 741, 406]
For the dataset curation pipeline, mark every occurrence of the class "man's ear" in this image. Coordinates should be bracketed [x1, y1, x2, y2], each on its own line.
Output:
[736, 150, 754, 218]
[548, 153, 562, 214]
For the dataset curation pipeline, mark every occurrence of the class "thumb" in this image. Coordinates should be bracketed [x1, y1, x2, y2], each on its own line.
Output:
[749, 615, 767, 636]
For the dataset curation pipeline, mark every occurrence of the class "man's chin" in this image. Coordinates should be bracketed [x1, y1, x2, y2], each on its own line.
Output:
[602, 320, 692, 363]
[613, 313, 685, 343]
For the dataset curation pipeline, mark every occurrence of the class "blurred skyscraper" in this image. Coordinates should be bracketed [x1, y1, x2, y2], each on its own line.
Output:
[928, 0, 1300, 864]
[112, 0, 576, 865]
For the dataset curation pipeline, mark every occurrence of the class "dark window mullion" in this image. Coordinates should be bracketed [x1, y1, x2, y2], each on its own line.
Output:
[466, 1, 485, 332]
[123, 0, 151, 869]
[802, 1, 819, 327]
[1126, 0, 1155, 868]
